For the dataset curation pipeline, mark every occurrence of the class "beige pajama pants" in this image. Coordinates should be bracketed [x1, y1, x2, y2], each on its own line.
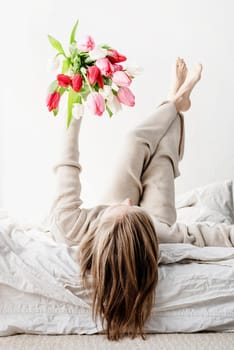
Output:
[101, 101, 185, 226]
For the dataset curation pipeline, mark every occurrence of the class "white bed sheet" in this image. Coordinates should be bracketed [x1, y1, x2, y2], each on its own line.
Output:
[1, 205, 234, 336]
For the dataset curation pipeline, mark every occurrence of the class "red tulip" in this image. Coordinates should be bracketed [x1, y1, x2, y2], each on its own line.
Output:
[71, 74, 83, 92]
[57, 74, 71, 88]
[107, 49, 127, 63]
[87, 66, 99, 85]
[87, 66, 104, 88]
[96, 72, 104, 89]
[46, 92, 60, 111]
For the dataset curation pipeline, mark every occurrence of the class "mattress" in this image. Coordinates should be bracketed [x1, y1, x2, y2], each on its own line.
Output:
[1, 179, 234, 336]
[1, 212, 234, 336]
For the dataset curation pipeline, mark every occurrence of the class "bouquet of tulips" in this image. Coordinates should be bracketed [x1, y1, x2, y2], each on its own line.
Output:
[46, 20, 142, 128]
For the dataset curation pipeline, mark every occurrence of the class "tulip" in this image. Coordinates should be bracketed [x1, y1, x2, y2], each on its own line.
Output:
[87, 66, 99, 85]
[96, 58, 114, 77]
[87, 66, 104, 88]
[100, 85, 113, 102]
[107, 95, 122, 114]
[46, 92, 60, 111]
[86, 92, 105, 116]
[97, 72, 104, 89]
[89, 46, 107, 60]
[77, 35, 95, 52]
[126, 64, 144, 76]
[117, 87, 135, 106]
[113, 63, 123, 72]
[71, 74, 83, 92]
[72, 103, 84, 120]
[112, 71, 132, 87]
[107, 49, 126, 63]
[47, 56, 61, 72]
[57, 74, 72, 88]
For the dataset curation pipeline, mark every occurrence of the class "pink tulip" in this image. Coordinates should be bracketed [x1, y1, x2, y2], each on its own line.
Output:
[86, 92, 105, 116]
[112, 71, 132, 87]
[96, 58, 114, 77]
[117, 87, 135, 107]
[77, 35, 95, 52]
[113, 63, 123, 72]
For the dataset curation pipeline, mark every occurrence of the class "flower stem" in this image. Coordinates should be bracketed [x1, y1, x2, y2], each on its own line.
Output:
[80, 67, 93, 93]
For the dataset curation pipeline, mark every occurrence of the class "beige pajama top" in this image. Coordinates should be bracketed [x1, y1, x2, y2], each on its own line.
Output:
[48, 109, 234, 248]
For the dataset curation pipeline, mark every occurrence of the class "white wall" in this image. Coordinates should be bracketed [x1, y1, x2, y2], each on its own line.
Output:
[0, 0, 234, 224]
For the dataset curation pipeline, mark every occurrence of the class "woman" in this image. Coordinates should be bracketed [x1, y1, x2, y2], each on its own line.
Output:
[48, 58, 203, 340]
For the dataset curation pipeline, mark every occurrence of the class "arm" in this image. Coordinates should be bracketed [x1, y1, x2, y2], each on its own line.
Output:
[48, 116, 86, 245]
[47, 116, 109, 246]
[156, 219, 234, 247]
[49, 116, 83, 212]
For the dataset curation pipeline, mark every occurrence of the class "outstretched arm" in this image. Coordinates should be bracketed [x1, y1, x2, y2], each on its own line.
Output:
[47, 116, 109, 246]
[47, 117, 86, 245]
[49, 117, 83, 213]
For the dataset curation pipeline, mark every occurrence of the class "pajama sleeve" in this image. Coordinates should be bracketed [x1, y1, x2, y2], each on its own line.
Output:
[47, 116, 109, 246]
[153, 217, 234, 247]
[49, 117, 83, 212]
[176, 222, 234, 247]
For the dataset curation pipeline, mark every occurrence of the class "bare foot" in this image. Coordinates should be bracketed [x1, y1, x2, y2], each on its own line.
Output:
[168, 57, 188, 100]
[173, 63, 203, 112]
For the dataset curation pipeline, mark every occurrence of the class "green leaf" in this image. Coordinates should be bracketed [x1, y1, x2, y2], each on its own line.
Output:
[47, 80, 58, 93]
[79, 82, 90, 98]
[67, 89, 73, 128]
[69, 19, 79, 44]
[106, 104, 113, 118]
[103, 77, 112, 86]
[112, 89, 118, 96]
[85, 57, 95, 64]
[62, 59, 70, 73]
[58, 86, 67, 95]
[48, 35, 66, 56]
[66, 89, 82, 128]
[75, 93, 82, 104]
[101, 44, 112, 50]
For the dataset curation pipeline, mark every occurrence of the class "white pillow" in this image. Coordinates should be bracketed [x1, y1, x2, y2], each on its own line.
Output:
[176, 179, 234, 225]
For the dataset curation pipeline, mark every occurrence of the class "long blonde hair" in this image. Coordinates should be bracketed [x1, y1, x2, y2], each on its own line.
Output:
[78, 206, 159, 341]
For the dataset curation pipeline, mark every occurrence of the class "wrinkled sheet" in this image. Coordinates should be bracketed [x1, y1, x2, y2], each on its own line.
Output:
[1, 179, 234, 335]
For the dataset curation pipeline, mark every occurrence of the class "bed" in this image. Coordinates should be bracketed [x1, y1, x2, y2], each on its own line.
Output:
[0, 179, 234, 348]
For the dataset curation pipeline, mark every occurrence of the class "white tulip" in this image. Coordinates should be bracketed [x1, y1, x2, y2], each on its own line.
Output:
[107, 95, 122, 114]
[89, 46, 107, 60]
[100, 85, 113, 102]
[72, 103, 84, 120]
[126, 63, 144, 76]
[47, 56, 61, 72]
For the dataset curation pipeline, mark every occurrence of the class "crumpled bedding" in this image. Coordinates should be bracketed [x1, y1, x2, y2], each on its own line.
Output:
[1, 179, 234, 336]
[176, 179, 234, 225]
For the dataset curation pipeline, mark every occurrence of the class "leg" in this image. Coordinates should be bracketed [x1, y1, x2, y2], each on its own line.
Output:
[101, 59, 202, 221]
[101, 101, 180, 206]
[139, 112, 185, 225]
